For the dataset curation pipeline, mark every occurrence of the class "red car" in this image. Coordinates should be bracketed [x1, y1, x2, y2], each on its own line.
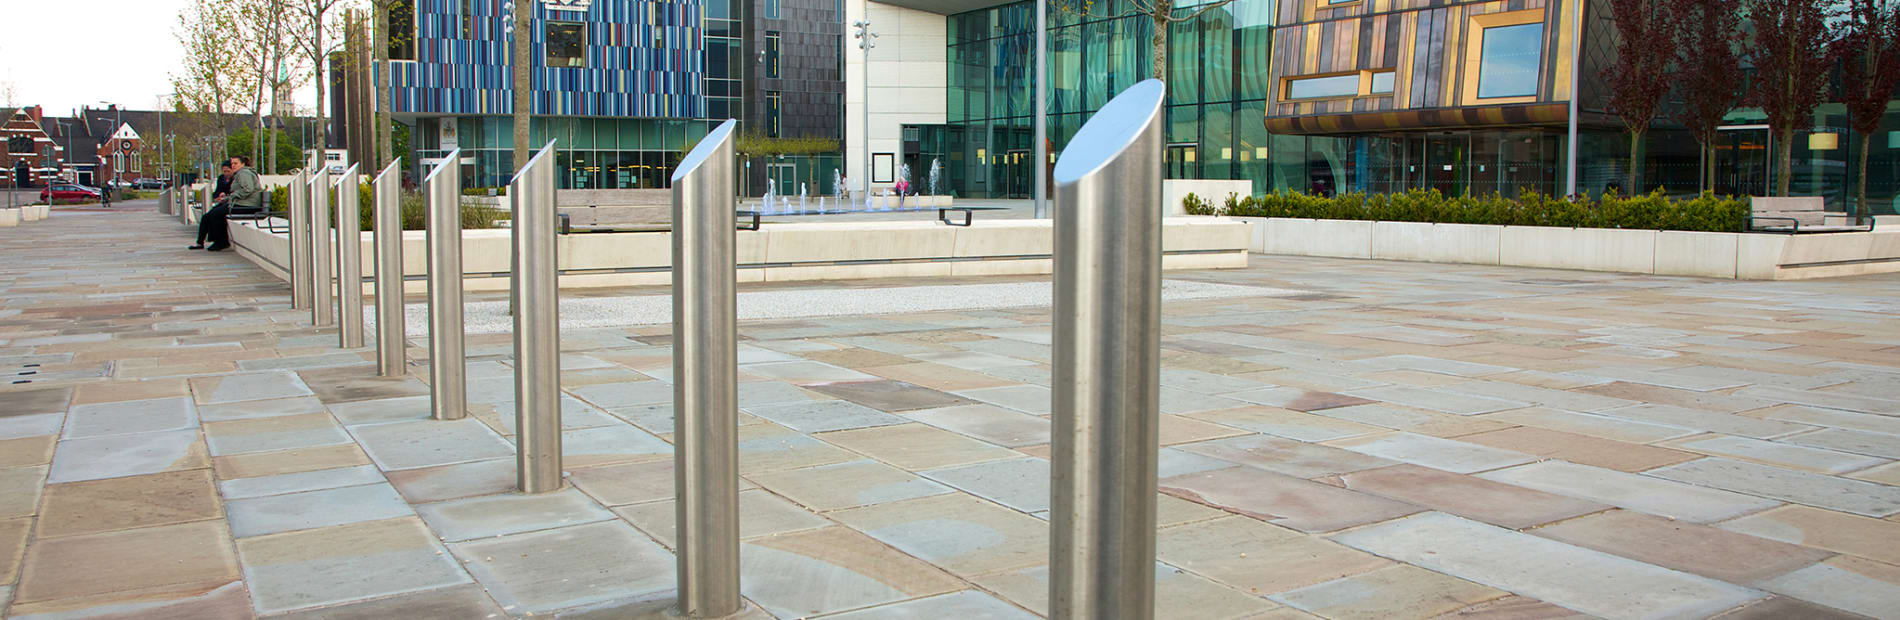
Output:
[40, 184, 101, 202]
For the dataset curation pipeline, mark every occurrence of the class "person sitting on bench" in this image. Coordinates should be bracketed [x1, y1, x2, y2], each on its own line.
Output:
[188, 162, 234, 250]
[194, 156, 263, 252]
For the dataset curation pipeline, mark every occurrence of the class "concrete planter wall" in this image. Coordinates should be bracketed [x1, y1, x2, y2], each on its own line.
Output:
[229, 217, 1250, 293]
[0, 208, 19, 227]
[1230, 216, 1900, 280]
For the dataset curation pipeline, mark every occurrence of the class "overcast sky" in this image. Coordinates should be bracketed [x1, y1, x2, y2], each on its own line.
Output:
[0, 0, 315, 119]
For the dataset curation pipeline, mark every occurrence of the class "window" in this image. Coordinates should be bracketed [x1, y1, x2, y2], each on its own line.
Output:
[7, 136, 32, 154]
[765, 91, 781, 137]
[1284, 74, 1359, 100]
[390, 0, 416, 60]
[461, 0, 475, 39]
[1369, 71, 1395, 94]
[1476, 24, 1543, 99]
[765, 31, 781, 78]
[764, 0, 779, 19]
[547, 22, 586, 67]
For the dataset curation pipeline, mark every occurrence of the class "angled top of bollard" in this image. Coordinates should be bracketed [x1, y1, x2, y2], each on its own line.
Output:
[1051, 79, 1165, 187]
[335, 163, 361, 185]
[426, 149, 463, 183]
[672, 119, 737, 183]
[375, 158, 401, 184]
[511, 142, 559, 185]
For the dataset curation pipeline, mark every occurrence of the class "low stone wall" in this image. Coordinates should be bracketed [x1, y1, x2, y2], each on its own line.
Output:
[230, 217, 1250, 293]
[1232, 216, 1900, 280]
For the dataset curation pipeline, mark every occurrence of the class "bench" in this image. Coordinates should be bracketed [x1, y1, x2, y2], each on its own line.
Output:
[1750, 197, 1875, 233]
[938, 206, 1009, 227]
[554, 210, 759, 234]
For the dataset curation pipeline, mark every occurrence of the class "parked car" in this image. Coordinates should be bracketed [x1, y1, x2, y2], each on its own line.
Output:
[40, 184, 101, 202]
[133, 178, 169, 189]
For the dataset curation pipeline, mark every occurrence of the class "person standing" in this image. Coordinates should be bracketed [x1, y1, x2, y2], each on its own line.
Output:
[188, 161, 234, 249]
[206, 156, 263, 252]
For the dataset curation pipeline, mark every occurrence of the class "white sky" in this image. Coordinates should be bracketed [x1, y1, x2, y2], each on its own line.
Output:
[0, 0, 315, 118]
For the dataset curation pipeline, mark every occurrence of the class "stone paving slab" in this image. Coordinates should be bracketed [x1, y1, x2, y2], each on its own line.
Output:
[5, 206, 1900, 618]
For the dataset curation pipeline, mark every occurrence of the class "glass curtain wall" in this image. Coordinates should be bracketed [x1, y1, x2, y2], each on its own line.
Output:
[945, 0, 1275, 198]
[415, 116, 719, 190]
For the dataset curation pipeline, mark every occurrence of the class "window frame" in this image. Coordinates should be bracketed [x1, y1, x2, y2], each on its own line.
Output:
[764, 31, 781, 79]
[1278, 69, 1400, 103]
[1460, 10, 1547, 105]
[546, 20, 588, 68]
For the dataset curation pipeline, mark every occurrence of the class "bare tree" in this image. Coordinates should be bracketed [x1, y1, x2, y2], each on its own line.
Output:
[1057, 0, 1237, 80]
[172, 0, 249, 117]
[290, 0, 348, 171]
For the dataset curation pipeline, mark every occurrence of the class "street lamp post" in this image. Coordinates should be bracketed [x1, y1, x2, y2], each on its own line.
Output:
[852, 13, 876, 201]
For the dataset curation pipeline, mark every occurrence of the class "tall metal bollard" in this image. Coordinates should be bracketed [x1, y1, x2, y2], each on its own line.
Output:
[335, 164, 365, 348]
[512, 142, 563, 493]
[289, 169, 311, 310]
[1049, 78, 1166, 620]
[159, 189, 171, 216]
[310, 168, 335, 327]
[425, 151, 466, 421]
[374, 160, 405, 377]
[671, 120, 741, 618]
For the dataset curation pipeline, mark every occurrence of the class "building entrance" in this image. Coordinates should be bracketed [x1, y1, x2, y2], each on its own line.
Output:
[1714, 126, 1771, 198]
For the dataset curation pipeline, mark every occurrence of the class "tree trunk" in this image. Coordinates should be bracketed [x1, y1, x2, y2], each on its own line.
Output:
[1150, 8, 1167, 80]
[1703, 143, 1715, 193]
[313, 19, 328, 173]
[267, 2, 282, 175]
[1775, 125, 1792, 196]
[375, 2, 392, 169]
[1856, 130, 1871, 221]
[513, 15, 531, 174]
[1628, 128, 1646, 194]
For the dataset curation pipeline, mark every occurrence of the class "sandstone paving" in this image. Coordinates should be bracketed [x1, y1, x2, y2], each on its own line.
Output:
[1717, 504, 1900, 566]
[1649, 457, 1900, 517]
[7, 208, 1900, 617]
[1333, 512, 1764, 619]
[1710, 596, 1876, 620]
[1529, 510, 1831, 585]
[1478, 461, 1781, 523]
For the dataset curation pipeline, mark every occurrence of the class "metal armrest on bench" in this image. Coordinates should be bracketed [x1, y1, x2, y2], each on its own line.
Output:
[1748, 216, 1801, 234]
[937, 206, 1007, 227]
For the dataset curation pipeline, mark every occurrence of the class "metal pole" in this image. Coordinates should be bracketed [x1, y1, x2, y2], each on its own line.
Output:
[289, 168, 311, 309]
[512, 142, 562, 493]
[1049, 79, 1165, 620]
[335, 164, 365, 348]
[1565, 0, 1582, 197]
[1035, 0, 1048, 218]
[425, 150, 466, 421]
[310, 167, 335, 327]
[672, 119, 741, 618]
[374, 159, 405, 377]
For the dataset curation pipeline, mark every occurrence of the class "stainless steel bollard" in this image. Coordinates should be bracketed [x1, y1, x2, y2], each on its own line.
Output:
[159, 189, 170, 215]
[671, 120, 742, 618]
[374, 159, 406, 377]
[512, 142, 563, 493]
[1049, 78, 1166, 620]
[425, 151, 466, 421]
[289, 169, 311, 310]
[335, 164, 365, 348]
[310, 168, 335, 327]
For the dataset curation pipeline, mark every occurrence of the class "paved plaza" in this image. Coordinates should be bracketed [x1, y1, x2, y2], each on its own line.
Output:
[2, 201, 1899, 619]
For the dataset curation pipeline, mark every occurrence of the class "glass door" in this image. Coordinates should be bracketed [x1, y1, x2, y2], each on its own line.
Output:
[1714, 126, 1770, 197]
[1167, 143, 1199, 181]
[1425, 135, 1468, 196]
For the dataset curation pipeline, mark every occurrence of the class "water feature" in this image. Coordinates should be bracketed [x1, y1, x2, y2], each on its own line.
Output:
[928, 158, 943, 197]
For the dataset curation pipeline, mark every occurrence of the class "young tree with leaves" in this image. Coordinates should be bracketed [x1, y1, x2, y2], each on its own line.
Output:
[1603, 0, 1676, 193]
[1745, 0, 1837, 197]
[1057, 0, 1237, 80]
[1671, 0, 1743, 191]
[291, 0, 347, 171]
[512, 4, 532, 175]
[1836, 0, 1900, 219]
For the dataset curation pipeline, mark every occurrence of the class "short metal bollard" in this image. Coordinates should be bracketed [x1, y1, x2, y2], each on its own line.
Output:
[512, 142, 563, 493]
[159, 189, 171, 216]
[425, 150, 466, 421]
[1049, 78, 1166, 620]
[335, 164, 365, 348]
[310, 168, 335, 328]
[289, 169, 312, 310]
[671, 119, 742, 618]
[374, 160, 405, 377]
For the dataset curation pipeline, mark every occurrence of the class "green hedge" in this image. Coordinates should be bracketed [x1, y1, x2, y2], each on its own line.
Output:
[1182, 189, 1748, 233]
[268, 185, 502, 231]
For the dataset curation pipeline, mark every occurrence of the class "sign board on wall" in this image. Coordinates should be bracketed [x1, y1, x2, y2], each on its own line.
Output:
[439, 121, 459, 151]
[543, 0, 590, 11]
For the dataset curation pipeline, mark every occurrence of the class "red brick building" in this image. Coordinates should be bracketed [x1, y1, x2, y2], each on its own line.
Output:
[95, 124, 143, 184]
[2, 106, 62, 187]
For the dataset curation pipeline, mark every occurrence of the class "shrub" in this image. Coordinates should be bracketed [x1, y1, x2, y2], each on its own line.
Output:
[1205, 187, 1745, 233]
[1181, 192, 1220, 215]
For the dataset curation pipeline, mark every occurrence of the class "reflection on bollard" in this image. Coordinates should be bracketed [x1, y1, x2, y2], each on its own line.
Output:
[512, 142, 563, 494]
[425, 150, 466, 421]
[310, 168, 335, 328]
[1049, 78, 1166, 620]
[671, 119, 742, 618]
[335, 164, 365, 348]
[289, 169, 311, 310]
[374, 159, 405, 377]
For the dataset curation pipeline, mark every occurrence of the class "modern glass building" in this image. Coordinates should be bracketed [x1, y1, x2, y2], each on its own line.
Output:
[905, 0, 1898, 213]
